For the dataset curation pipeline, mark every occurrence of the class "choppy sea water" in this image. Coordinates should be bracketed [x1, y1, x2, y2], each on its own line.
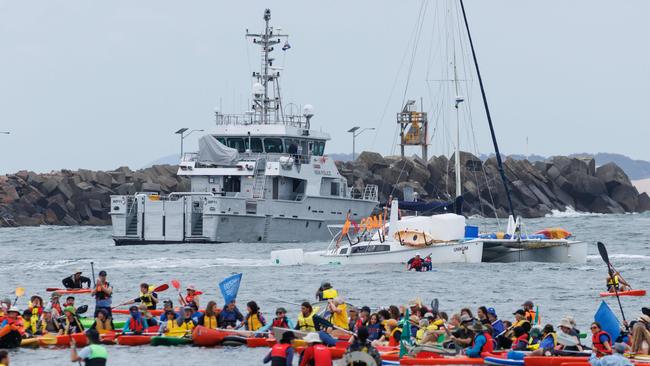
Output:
[1, 212, 649, 365]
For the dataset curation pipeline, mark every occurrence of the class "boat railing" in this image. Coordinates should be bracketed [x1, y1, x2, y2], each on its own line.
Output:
[349, 185, 378, 201]
[215, 112, 310, 129]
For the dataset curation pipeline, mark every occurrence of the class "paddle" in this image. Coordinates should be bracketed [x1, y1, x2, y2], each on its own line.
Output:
[597, 241, 629, 330]
[76, 305, 88, 315]
[38, 332, 59, 345]
[430, 299, 451, 337]
[171, 279, 183, 304]
[91, 261, 96, 289]
[12, 287, 25, 306]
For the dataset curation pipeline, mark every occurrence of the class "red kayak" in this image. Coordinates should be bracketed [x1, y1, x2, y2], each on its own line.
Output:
[45, 288, 92, 294]
[192, 326, 234, 346]
[600, 289, 646, 297]
[117, 334, 153, 346]
[38, 333, 88, 347]
[113, 308, 205, 316]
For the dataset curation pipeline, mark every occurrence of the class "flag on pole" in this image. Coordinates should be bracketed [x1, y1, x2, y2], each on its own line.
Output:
[399, 308, 412, 358]
[594, 300, 621, 342]
[219, 273, 242, 305]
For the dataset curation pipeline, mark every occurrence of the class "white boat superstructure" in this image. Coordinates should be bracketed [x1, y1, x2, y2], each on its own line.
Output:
[109, 9, 378, 245]
[270, 200, 483, 266]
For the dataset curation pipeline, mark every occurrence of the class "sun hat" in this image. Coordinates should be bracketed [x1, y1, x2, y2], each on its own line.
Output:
[7, 307, 20, 314]
[303, 332, 322, 344]
[186, 285, 196, 291]
[639, 314, 650, 324]
[521, 301, 534, 307]
[424, 312, 434, 319]
[558, 318, 572, 328]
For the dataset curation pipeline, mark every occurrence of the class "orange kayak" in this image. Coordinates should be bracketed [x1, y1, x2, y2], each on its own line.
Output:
[38, 333, 88, 347]
[45, 288, 92, 294]
[600, 289, 646, 297]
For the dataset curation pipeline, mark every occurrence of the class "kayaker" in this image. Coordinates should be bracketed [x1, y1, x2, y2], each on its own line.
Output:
[511, 326, 529, 350]
[159, 300, 176, 322]
[557, 318, 583, 352]
[70, 329, 108, 366]
[37, 307, 61, 334]
[257, 307, 294, 333]
[180, 285, 200, 309]
[347, 306, 361, 332]
[158, 310, 180, 336]
[59, 306, 84, 335]
[89, 309, 114, 334]
[345, 326, 382, 366]
[531, 324, 557, 355]
[371, 318, 401, 347]
[630, 322, 650, 355]
[460, 308, 477, 324]
[29, 296, 44, 318]
[243, 301, 266, 331]
[422, 254, 433, 271]
[48, 293, 62, 317]
[415, 318, 429, 344]
[522, 300, 537, 323]
[527, 327, 542, 350]
[295, 302, 336, 347]
[0, 350, 8, 366]
[638, 314, 650, 332]
[367, 314, 382, 341]
[316, 282, 338, 301]
[591, 321, 613, 357]
[64, 296, 76, 308]
[179, 306, 197, 332]
[138, 304, 159, 327]
[477, 306, 490, 325]
[406, 253, 423, 271]
[299, 332, 333, 366]
[606, 270, 631, 293]
[512, 309, 531, 332]
[199, 301, 219, 329]
[450, 314, 474, 349]
[327, 297, 348, 331]
[22, 310, 35, 337]
[62, 270, 91, 289]
[465, 322, 494, 358]
[123, 283, 158, 310]
[92, 270, 113, 318]
[263, 331, 295, 366]
[122, 305, 148, 335]
[219, 300, 244, 329]
[589, 342, 632, 366]
[359, 306, 371, 327]
[3, 307, 24, 336]
[486, 308, 505, 337]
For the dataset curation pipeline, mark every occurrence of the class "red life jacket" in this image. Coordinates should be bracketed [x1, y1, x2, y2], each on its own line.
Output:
[410, 257, 422, 268]
[512, 334, 529, 349]
[127, 317, 145, 333]
[272, 317, 289, 328]
[482, 332, 495, 353]
[313, 344, 333, 366]
[592, 331, 612, 356]
[185, 294, 195, 305]
[270, 343, 291, 366]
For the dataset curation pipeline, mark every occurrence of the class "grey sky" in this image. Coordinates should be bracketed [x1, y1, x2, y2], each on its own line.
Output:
[0, 1, 648, 174]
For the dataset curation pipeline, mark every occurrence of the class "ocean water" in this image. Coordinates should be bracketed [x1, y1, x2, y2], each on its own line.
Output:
[1, 212, 649, 365]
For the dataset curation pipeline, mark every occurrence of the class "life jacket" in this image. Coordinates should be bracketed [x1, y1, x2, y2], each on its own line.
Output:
[415, 328, 426, 343]
[270, 343, 291, 366]
[481, 332, 495, 353]
[52, 303, 62, 315]
[388, 327, 402, 347]
[410, 257, 422, 269]
[28, 309, 39, 334]
[126, 317, 145, 333]
[166, 319, 193, 336]
[607, 275, 620, 289]
[313, 344, 333, 365]
[184, 294, 197, 307]
[592, 330, 612, 357]
[530, 332, 557, 351]
[95, 283, 111, 300]
[94, 318, 113, 334]
[7, 317, 25, 336]
[298, 310, 317, 332]
[272, 316, 289, 328]
[330, 304, 349, 330]
[525, 310, 538, 323]
[246, 313, 264, 331]
[322, 288, 338, 300]
[139, 292, 156, 309]
[84, 344, 108, 366]
[203, 314, 218, 329]
[62, 317, 82, 335]
[512, 334, 529, 350]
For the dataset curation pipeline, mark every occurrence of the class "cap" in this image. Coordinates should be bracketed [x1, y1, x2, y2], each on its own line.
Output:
[183, 306, 193, 312]
[513, 309, 525, 316]
[276, 307, 287, 314]
[521, 300, 534, 307]
[98, 270, 107, 276]
[487, 307, 497, 317]
[186, 285, 196, 291]
[415, 252, 421, 257]
[639, 314, 650, 324]
[361, 306, 371, 313]
[7, 307, 20, 314]
[129, 305, 139, 312]
[460, 314, 472, 323]
[74, 269, 83, 274]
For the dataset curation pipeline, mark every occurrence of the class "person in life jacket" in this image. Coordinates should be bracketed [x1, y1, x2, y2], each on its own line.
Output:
[48, 293, 63, 318]
[198, 301, 219, 330]
[606, 270, 631, 292]
[295, 302, 333, 333]
[37, 307, 61, 335]
[257, 307, 294, 334]
[531, 324, 558, 355]
[511, 326, 530, 350]
[219, 300, 244, 329]
[71, 329, 107, 366]
[556, 318, 584, 352]
[21, 310, 36, 337]
[179, 306, 197, 332]
[345, 326, 382, 366]
[372, 318, 402, 347]
[92, 270, 113, 318]
[62, 270, 91, 289]
[89, 308, 113, 334]
[406, 253, 423, 271]
[521, 301, 538, 324]
[122, 306, 148, 334]
[59, 306, 84, 335]
[591, 321, 613, 357]
[3, 307, 25, 337]
[466, 322, 495, 358]
[299, 332, 333, 366]
[263, 331, 296, 366]
[124, 283, 159, 310]
[327, 297, 349, 331]
[159, 300, 176, 322]
[316, 282, 338, 301]
[244, 301, 266, 331]
[180, 285, 200, 309]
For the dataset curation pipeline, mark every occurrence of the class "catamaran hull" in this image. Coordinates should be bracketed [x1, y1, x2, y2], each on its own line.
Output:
[298, 241, 483, 265]
[479, 240, 587, 263]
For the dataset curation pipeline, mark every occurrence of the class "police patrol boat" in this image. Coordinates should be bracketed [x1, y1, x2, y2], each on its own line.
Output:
[109, 9, 379, 245]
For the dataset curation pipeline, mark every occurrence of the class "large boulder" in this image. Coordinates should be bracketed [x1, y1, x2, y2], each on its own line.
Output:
[511, 180, 539, 206]
[636, 193, 650, 212]
[610, 184, 639, 211]
[589, 195, 625, 214]
[596, 162, 633, 192]
[357, 151, 388, 171]
[548, 156, 590, 176]
[565, 172, 607, 201]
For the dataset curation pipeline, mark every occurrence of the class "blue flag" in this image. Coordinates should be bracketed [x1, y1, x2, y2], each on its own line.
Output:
[594, 300, 621, 342]
[219, 273, 242, 305]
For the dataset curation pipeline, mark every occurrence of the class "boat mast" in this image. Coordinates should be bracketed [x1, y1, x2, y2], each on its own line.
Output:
[453, 53, 463, 200]
[458, 0, 515, 218]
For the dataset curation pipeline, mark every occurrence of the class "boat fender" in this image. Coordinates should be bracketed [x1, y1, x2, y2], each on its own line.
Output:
[221, 335, 247, 347]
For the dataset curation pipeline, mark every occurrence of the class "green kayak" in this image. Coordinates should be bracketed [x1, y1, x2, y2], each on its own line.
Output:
[80, 317, 126, 329]
[150, 336, 192, 346]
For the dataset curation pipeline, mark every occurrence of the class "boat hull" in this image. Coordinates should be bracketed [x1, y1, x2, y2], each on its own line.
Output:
[480, 240, 587, 263]
[301, 240, 483, 265]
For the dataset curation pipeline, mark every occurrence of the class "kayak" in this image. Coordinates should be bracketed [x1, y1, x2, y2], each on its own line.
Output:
[45, 288, 92, 294]
[112, 308, 205, 316]
[400, 357, 484, 365]
[600, 289, 646, 297]
[484, 357, 523, 366]
[0, 327, 22, 349]
[116, 335, 152, 346]
[80, 317, 126, 329]
[192, 326, 226, 347]
[38, 333, 88, 347]
[150, 335, 192, 346]
[20, 337, 41, 348]
[523, 357, 589, 366]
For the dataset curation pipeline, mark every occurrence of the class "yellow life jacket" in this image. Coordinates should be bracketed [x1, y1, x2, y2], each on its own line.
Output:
[607, 275, 620, 286]
[95, 318, 113, 334]
[139, 292, 155, 308]
[203, 315, 218, 329]
[416, 328, 426, 343]
[331, 304, 349, 330]
[166, 319, 194, 336]
[298, 310, 317, 332]
[322, 288, 338, 300]
[247, 313, 264, 331]
[29, 308, 39, 334]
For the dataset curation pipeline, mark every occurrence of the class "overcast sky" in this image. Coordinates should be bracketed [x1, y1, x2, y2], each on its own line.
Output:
[1, 0, 648, 173]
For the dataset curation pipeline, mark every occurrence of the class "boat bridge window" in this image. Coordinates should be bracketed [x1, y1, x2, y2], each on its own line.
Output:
[223, 176, 241, 194]
[312, 141, 325, 156]
[245, 138, 264, 153]
[339, 248, 348, 255]
[330, 182, 340, 196]
[226, 138, 246, 152]
[264, 138, 284, 153]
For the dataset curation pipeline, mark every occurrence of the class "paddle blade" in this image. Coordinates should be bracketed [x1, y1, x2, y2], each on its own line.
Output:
[153, 284, 169, 293]
[39, 333, 59, 345]
[76, 305, 89, 315]
[430, 299, 439, 314]
[45, 288, 60, 292]
[597, 242, 610, 266]
[15, 287, 25, 297]
[171, 280, 181, 290]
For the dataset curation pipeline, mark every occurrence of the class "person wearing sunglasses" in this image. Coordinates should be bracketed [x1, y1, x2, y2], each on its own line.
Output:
[256, 307, 295, 334]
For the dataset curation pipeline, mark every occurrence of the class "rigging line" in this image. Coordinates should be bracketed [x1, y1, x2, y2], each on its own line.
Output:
[459, 0, 515, 219]
[400, 0, 428, 107]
